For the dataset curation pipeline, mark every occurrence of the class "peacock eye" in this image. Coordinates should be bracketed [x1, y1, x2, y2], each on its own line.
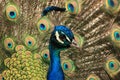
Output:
[59, 34, 66, 41]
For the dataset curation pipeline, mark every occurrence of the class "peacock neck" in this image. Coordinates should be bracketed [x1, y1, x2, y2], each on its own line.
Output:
[47, 45, 65, 80]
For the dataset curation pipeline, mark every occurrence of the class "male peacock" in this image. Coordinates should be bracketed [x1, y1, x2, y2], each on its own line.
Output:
[0, 0, 120, 80]
[47, 25, 75, 80]
[41, 6, 76, 80]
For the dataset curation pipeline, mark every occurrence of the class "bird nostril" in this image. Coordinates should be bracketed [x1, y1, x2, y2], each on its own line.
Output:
[71, 39, 77, 46]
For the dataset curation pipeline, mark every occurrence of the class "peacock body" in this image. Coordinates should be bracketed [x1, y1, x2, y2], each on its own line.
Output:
[0, 0, 120, 80]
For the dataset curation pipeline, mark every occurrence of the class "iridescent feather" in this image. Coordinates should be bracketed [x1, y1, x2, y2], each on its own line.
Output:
[0, 0, 120, 80]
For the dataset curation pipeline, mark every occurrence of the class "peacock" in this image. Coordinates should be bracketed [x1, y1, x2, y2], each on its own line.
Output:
[47, 25, 76, 80]
[0, 0, 120, 80]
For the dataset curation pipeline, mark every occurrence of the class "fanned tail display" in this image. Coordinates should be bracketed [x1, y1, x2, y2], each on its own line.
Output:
[0, 0, 120, 80]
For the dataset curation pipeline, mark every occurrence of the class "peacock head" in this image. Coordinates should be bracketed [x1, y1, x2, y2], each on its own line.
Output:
[49, 25, 77, 50]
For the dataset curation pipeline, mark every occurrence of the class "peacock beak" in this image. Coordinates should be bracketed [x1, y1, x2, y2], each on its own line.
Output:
[70, 39, 79, 48]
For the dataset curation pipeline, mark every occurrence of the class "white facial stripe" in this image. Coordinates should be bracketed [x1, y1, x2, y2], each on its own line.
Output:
[61, 31, 71, 42]
[66, 36, 71, 42]
[55, 31, 64, 44]
[61, 32, 65, 34]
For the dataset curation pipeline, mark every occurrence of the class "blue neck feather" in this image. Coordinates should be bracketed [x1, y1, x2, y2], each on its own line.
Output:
[47, 45, 65, 80]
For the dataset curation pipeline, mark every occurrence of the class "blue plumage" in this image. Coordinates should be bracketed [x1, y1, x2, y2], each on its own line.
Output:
[114, 31, 120, 40]
[109, 61, 115, 70]
[41, 6, 66, 17]
[67, 4, 74, 12]
[9, 11, 16, 19]
[41, 6, 74, 80]
[108, 0, 114, 7]
[47, 25, 74, 80]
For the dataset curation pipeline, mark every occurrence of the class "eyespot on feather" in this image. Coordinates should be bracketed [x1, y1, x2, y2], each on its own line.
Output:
[3, 38, 15, 51]
[110, 24, 120, 47]
[4, 3, 20, 21]
[86, 74, 100, 80]
[104, 0, 120, 14]
[65, 0, 81, 15]
[37, 16, 53, 34]
[104, 57, 120, 77]
[40, 48, 50, 62]
[24, 36, 36, 48]
[61, 59, 75, 76]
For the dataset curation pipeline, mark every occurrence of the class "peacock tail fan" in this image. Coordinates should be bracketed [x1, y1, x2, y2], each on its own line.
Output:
[0, 0, 120, 80]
